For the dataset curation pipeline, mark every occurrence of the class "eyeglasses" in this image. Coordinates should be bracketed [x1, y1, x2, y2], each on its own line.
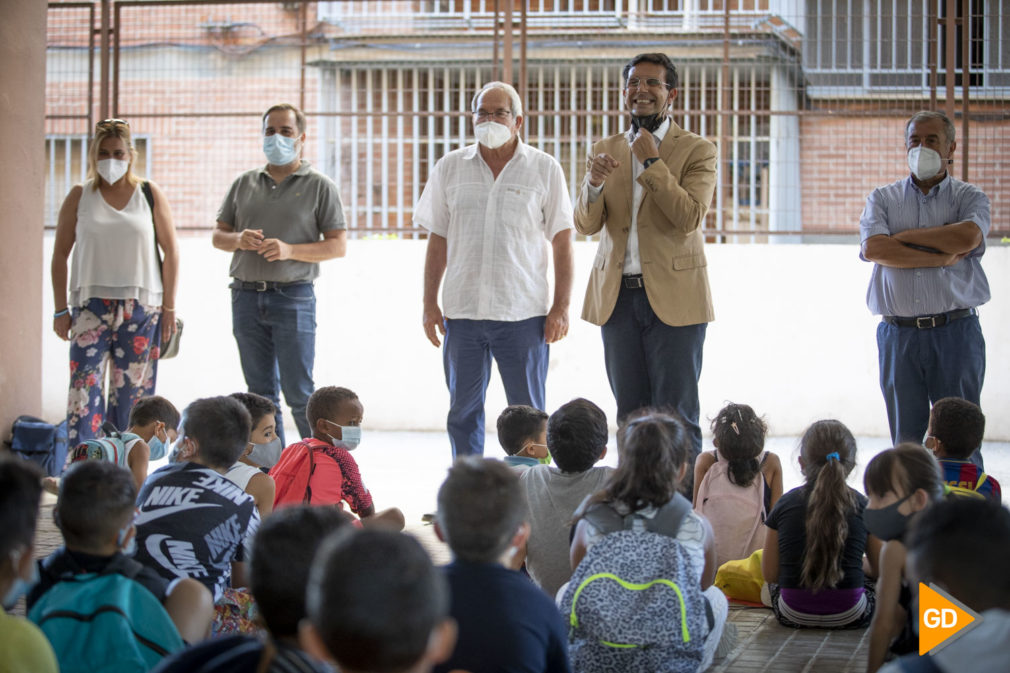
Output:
[474, 109, 513, 121]
[96, 118, 130, 131]
[626, 77, 670, 90]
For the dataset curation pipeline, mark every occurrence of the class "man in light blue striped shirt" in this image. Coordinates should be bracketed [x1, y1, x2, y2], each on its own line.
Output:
[859, 111, 990, 465]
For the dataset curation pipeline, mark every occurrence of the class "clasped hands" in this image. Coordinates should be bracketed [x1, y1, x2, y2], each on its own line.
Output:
[238, 229, 292, 262]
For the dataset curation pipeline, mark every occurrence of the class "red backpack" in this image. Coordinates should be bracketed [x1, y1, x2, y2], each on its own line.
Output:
[268, 438, 343, 508]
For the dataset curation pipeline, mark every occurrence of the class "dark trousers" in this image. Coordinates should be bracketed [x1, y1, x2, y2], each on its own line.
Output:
[443, 316, 548, 459]
[877, 314, 985, 467]
[601, 284, 707, 466]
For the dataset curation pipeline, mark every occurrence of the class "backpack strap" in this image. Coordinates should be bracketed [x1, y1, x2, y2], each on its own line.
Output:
[582, 501, 626, 534]
[582, 492, 692, 539]
[645, 492, 692, 537]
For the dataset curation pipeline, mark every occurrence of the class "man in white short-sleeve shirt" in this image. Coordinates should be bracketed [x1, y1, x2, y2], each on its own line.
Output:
[415, 82, 574, 458]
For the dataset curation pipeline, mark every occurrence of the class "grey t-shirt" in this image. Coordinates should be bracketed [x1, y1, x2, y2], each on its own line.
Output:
[519, 464, 613, 599]
[217, 161, 346, 283]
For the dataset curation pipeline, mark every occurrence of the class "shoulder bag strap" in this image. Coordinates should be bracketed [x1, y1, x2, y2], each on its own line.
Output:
[142, 181, 163, 271]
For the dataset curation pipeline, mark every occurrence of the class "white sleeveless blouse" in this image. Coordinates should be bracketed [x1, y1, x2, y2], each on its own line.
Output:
[69, 180, 163, 307]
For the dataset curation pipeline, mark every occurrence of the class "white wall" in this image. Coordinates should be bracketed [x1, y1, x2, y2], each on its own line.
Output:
[41, 236, 1010, 439]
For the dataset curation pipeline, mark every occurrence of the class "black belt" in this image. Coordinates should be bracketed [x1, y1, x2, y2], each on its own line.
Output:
[229, 280, 311, 292]
[622, 274, 645, 289]
[882, 308, 976, 329]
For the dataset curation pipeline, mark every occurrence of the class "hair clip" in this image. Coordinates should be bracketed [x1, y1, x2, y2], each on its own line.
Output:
[730, 422, 740, 435]
[825, 452, 840, 462]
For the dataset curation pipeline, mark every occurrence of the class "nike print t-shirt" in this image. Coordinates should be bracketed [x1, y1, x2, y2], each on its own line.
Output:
[133, 462, 260, 601]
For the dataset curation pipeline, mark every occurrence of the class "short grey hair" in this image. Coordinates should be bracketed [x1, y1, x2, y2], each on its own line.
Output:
[905, 110, 955, 145]
[471, 81, 524, 118]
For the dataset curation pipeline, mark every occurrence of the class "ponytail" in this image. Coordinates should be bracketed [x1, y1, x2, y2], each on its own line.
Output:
[801, 457, 856, 592]
[797, 420, 858, 593]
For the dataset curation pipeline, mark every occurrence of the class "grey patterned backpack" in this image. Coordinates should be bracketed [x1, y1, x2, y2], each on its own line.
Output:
[559, 493, 708, 673]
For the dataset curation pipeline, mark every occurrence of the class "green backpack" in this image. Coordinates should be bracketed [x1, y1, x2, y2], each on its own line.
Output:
[28, 564, 184, 673]
[66, 422, 140, 470]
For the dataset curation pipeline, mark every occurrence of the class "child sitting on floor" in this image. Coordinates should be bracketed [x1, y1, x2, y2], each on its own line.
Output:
[694, 402, 782, 567]
[225, 392, 278, 519]
[863, 444, 946, 673]
[879, 498, 1010, 673]
[566, 412, 728, 673]
[230, 392, 284, 471]
[270, 386, 404, 529]
[433, 457, 571, 673]
[28, 461, 213, 671]
[518, 398, 613, 598]
[45, 394, 180, 495]
[133, 396, 260, 607]
[151, 505, 352, 672]
[926, 397, 1000, 502]
[762, 420, 880, 630]
[300, 528, 458, 673]
[0, 459, 58, 673]
[497, 404, 550, 471]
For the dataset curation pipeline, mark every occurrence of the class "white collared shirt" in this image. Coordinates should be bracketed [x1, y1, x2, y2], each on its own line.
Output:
[587, 117, 670, 275]
[414, 140, 573, 321]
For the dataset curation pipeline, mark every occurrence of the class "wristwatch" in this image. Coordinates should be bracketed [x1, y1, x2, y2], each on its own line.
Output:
[643, 157, 659, 169]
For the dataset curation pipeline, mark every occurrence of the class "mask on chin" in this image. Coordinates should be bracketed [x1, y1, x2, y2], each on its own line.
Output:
[630, 113, 664, 134]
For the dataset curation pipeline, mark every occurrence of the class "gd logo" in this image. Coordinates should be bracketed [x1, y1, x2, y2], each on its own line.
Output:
[918, 583, 983, 656]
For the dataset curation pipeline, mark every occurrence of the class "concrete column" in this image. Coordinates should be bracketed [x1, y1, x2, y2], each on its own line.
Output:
[0, 1, 47, 432]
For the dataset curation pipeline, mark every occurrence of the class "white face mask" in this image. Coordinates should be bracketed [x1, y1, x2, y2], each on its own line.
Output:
[97, 158, 129, 185]
[907, 146, 943, 181]
[474, 121, 513, 149]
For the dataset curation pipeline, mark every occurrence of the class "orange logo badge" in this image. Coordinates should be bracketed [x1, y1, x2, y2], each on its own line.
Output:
[918, 582, 983, 656]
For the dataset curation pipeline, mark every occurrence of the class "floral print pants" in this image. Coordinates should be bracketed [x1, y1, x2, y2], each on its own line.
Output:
[67, 298, 161, 441]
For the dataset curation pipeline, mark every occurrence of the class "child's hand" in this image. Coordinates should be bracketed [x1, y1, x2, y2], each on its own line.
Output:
[42, 476, 60, 495]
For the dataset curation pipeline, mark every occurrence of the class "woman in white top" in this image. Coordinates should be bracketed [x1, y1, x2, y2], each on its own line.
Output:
[51, 119, 179, 442]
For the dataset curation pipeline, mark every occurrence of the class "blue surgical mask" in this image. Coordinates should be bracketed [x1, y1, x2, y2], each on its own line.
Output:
[327, 422, 362, 451]
[263, 134, 300, 166]
[148, 435, 168, 461]
[2, 552, 39, 609]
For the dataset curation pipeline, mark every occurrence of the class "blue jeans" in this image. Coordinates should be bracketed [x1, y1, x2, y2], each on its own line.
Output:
[443, 317, 548, 458]
[602, 284, 707, 457]
[231, 284, 316, 444]
[877, 315, 986, 466]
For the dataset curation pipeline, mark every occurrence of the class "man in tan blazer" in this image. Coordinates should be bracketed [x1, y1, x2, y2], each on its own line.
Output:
[574, 53, 716, 463]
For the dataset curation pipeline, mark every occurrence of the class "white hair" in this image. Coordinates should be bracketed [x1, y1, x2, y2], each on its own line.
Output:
[471, 81, 524, 118]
